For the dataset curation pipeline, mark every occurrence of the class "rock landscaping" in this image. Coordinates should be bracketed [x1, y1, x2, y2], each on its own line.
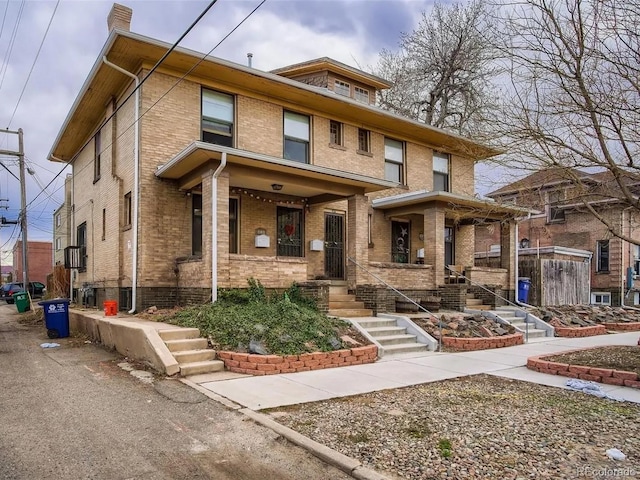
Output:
[412, 314, 523, 351]
[534, 305, 640, 336]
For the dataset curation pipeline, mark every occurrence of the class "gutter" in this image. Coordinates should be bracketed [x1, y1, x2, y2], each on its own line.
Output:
[211, 153, 227, 303]
[101, 56, 140, 314]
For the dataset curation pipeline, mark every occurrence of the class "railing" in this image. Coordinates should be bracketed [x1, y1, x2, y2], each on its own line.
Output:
[347, 256, 445, 351]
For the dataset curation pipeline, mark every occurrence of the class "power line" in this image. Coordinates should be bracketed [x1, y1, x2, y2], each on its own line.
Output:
[0, 0, 9, 41]
[7, 0, 60, 128]
[0, 0, 25, 92]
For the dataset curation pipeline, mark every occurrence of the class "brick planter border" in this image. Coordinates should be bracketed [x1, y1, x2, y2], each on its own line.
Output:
[553, 325, 606, 337]
[527, 354, 640, 389]
[216, 345, 378, 376]
[600, 322, 640, 332]
[441, 333, 523, 351]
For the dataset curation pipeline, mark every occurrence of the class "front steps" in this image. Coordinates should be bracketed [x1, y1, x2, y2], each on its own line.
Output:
[351, 317, 429, 356]
[465, 294, 492, 311]
[328, 285, 373, 318]
[158, 328, 224, 376]
[488, 308, 548, 339]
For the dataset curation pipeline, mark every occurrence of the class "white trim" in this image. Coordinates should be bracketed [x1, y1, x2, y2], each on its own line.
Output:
[590, 291, 611, 305]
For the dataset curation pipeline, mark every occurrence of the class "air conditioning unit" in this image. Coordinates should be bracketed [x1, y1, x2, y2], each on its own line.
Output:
[416, 248, 424, 259]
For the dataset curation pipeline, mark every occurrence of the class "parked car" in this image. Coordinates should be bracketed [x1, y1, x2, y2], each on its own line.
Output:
[1, 282, 46, 304]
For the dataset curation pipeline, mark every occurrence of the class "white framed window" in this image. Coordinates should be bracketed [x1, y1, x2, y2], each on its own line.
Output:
[55, 237, 62, 251]
[634, 291, 640, 305]
[55, 213, 61, 228]
[433, 152, 450, 192]
[334, 80, 350, 97]
[384, 138, 404, 183]
[547, 190, 565, 222]
[284, 111, 310, 163]
[591, 292, 611, 305]
[202, 89, 234, 147]
[354, 86, 369, 103]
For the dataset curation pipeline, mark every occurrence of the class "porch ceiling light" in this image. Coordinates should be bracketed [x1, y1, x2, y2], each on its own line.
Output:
[271, 183, 283, 191]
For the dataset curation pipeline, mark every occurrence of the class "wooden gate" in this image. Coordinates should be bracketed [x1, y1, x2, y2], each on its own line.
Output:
[520, 258, 590, 306]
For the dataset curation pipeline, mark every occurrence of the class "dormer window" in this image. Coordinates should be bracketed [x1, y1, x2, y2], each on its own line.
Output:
[355, 86, 369, 103]
[334, 80, 350, 97]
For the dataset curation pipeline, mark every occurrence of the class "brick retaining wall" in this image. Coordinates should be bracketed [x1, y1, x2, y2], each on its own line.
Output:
[442, 333, 523, 351]
[553, 325, 607, 337]
[600, 322, 640, 332]
[217, 345, 378, 375]
[527, 355, 640, 389]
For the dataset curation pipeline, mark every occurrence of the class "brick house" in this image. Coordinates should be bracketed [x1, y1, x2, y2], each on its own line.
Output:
[53, 174, 72, 266]
[12, 240, 52, 284]
[48, 4, 523, 312]
[476, 168, 640, 307]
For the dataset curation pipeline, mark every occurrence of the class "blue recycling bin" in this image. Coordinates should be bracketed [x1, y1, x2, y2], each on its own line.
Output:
[517, 278, 531, 303]
[39, 299, 70, 339]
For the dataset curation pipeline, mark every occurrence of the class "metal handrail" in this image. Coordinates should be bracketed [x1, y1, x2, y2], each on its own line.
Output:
[347, 256, 444, 351]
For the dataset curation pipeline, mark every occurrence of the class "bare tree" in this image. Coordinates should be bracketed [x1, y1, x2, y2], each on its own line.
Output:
[497, 0, 640, 241]
[374, 0, 503, 137]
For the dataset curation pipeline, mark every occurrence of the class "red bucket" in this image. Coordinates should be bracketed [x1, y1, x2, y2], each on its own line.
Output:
[104, 300, 118, 316]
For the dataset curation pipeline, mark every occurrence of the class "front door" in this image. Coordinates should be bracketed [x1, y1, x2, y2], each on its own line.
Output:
[324, 213, 345, 279]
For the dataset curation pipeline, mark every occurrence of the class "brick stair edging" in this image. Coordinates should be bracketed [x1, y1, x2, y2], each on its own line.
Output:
[527, 354, 640, 389]
[599, 322, 640, 332]
[216, 345, 378, 376]
[442, 333, 523, 352]
[553, 325, 607, 337]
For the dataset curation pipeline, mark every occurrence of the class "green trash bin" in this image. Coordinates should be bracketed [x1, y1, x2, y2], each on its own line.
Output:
[14, 292, 30, 313]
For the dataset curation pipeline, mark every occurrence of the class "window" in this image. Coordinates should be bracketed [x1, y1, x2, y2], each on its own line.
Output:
[102, 208, 106, 241]
[124, 192, 132, 227]
[284, 111, 310, 163]
[77, 222, 87, 272]
[547, 190, 565, 222]
[55, 213, 61, 228]
[229, 197, 238, 254]
[334, 80, 350, 97]
[192, 194, 202, 256]
[384, 138, 404, 183]
[591, 292, 611, 305]
[596, 240, 609, 272]
[358, 128, 370, 153]
[391, 220, 410, 263]
[94, 131, 101, 182]
[354, 86, 369, 103]
[55, 237, 62, 251]
[634, 245, 640, 276]
[329, 120, 343, 146]
[202, 89, 234, 147]
[277, 206, 303, 257]
[433, 152, 450, 192]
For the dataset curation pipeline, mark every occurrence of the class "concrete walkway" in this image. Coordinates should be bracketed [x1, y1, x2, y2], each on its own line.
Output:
[191, 332, 640, 410]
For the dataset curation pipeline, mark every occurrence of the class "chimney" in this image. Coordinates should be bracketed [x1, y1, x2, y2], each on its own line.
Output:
[107, 3, 133, 32]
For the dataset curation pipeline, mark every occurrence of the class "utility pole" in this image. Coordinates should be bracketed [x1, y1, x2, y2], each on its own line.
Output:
[0, 128, 28, 288]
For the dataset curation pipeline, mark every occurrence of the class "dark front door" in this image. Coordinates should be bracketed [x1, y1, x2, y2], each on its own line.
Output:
[324, 213, 345, 279]
[445, 226, 454, 267]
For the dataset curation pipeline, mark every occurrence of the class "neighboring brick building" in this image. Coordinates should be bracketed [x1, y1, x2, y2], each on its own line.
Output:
[53, 174, 73, 266]
[12, 240, 53, 284]
[47, 3, 524, 312]
[476, 168, 640, 306]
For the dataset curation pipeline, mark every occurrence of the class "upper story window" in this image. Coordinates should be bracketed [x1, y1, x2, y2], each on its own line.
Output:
[93, 130, 101, 183]
[547, 190, 565, 222]
[634, 245, 640, 276]
[77, 222, 87, 272]
[334, 80, 350, 97]
[358, 128, 370, 153]
[55, 237, 62, 251]
[202, 89, 234, 147]
[596, 239, 609, 272]
[384, 138, 404, 183]
[55, 213, 61, 228]
[329, 120, 343, 146]
[284, 111, 310, 163]
[354, 86, 369, 103]
[433, 152, 450, 192]
[124, 192, 132, 228]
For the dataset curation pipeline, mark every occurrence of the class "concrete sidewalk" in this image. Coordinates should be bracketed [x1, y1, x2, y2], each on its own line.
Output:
[191, 332, 640, 410]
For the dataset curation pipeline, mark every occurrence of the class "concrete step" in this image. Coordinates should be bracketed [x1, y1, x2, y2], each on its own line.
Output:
[164, 338, 208, 352]
[328, 308, 373, 318]
[516, 328, 548, 338]
[173, 349, 216, 363]
[353, 318, 398, 328]
[382, 343, 430, 356]
[375, 334, 418, 346]
[158, 328, 201, 341]
[466, 298, 483, 305]
[329, 300, 365, 309]
[329, 286, 348, 295]
[366, 326, 407, 337]
[329, 294, 356, 302]
[498, 316, 521, 322]
[179, 360, 225, 376]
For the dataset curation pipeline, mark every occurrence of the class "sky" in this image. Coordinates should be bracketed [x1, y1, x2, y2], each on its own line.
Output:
[0, 0, 507, 266]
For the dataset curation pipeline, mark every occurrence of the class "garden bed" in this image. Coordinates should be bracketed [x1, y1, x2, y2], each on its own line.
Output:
[533, 305, 640, 336]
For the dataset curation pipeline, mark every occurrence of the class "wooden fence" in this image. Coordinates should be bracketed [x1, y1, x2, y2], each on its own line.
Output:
[519, 258, 589, 306]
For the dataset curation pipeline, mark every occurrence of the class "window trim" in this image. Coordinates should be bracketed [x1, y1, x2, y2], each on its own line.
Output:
[55, 237, 62, 251]
[55, 213, 61, 228]
[596, 239, 610, 273]
[201, 88, 235, 147]
[384, 137, 404, 184]
[357, 128, 371, 154]
[329, 120, 343, 146]
[590, 291, 611, 305]
[283, 110, 311, 164]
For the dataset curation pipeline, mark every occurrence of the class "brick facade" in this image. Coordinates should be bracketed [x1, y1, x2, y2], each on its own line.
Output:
[12, 241, 52, 284]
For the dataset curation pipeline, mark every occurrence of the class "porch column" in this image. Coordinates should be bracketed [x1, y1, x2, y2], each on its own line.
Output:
[500, 220, 516, 292]
[347, 194, 369, 290]
[424, 206, 445, 286]
[202, 170, 230, 289]
[456, 224, 475, 269]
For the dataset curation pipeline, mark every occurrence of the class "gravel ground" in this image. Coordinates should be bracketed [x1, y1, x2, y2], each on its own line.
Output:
[269, 375, 640, 479]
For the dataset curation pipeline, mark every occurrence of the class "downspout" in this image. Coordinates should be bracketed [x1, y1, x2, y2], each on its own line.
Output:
[211, 153, 227, 303]
[50, 154, 74, 302]
[102, 56, 140, 314]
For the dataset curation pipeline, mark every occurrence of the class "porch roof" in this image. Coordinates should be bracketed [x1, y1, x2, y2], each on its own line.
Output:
[371, 190, 532, 222]
[156, 142, 400, 201]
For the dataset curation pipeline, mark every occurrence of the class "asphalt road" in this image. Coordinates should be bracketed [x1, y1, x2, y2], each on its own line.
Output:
[0, 304, 351, 480]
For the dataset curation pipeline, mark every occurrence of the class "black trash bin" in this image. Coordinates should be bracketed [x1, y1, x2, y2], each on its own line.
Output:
[39, 299, 70, 339]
